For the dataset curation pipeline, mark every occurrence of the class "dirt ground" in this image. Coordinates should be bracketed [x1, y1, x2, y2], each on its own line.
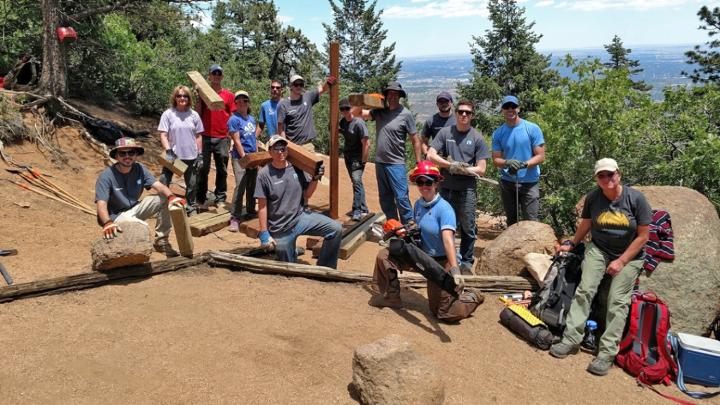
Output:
[0, 109, 695, 404]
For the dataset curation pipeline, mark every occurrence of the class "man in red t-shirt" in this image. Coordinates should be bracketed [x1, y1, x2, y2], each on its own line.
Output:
[195, 63, 236, 207]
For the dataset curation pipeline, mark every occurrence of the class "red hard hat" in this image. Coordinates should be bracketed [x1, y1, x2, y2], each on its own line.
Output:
[409, 160, 443, 182]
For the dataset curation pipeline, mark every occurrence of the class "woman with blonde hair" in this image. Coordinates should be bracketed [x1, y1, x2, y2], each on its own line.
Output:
[158, 85, 204, 215]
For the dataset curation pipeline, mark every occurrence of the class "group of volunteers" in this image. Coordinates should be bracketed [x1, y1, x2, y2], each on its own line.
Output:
[94, 63, 652, 377]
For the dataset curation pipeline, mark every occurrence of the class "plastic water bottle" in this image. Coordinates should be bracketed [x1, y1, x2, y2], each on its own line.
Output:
[581, 320, 598, 352]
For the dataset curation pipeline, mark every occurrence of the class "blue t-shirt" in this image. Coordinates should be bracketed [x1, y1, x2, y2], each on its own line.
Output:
[414, 197, 456, 258]
[491, 119, 545, 183]
[258, 99, 279, 139]
[228, 113, 257, 159]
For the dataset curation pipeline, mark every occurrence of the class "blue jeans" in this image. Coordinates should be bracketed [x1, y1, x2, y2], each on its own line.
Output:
[345, 159, 367, 213]
[440, 187, 477, 267]
[272, 211, 342, 269]
[376, 163, 413, 224]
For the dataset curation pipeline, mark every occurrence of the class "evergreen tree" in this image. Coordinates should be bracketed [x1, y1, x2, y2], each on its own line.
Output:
[684, 6, 720, 84]
[323, 0, 401, 93]
[603, 34, 650, 91]
[458, 0, 558, 134]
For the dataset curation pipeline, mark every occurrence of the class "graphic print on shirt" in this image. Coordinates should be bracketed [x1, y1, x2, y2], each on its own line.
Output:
[596, 209, 631, 238]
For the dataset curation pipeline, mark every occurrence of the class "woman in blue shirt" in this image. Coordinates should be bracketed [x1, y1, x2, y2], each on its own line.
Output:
[228, 90, 258, 231]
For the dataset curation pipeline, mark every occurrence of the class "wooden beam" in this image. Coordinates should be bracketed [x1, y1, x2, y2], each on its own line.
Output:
[188, 207, 231, 236]
[186, 71, 225, 111]
[349, 93, 385, 109]
[157, 153, 188, 177]
[169, 204, 193, 257]
[239, 151, 271, 169]
[338, 213, 384, 259]
[329, 41, 340, 219]
[286, 141, 323, 175]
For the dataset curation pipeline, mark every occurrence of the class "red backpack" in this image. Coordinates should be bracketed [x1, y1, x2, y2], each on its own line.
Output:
[616, 291, 677, 385]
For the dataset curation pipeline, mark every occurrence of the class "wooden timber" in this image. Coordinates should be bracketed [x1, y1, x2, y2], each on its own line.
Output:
[157, 153, 188, 177]
[169, 204, 193, 257]
[239, 151, 271, 169]
[338, 213, 383, 259]
[188, 207, 231, 236]
[349, 93, 385, 109]
[329, 42, 340, 219]
[186, 71, 225, 111]
[287, 141, 323, 176]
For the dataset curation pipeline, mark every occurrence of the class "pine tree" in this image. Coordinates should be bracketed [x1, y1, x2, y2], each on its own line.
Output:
[323, 0, 401, 93]
[458, 0, 558, 134]
[684, 6, 720, 84]
[603, 35, 650, 91]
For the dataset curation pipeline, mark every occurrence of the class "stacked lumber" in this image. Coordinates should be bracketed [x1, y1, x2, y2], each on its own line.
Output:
[349, 93, 385, 109]
[188, 206, 231, 236]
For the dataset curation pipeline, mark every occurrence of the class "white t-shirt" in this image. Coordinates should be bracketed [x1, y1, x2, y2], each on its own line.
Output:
[157, 108, 204, 160]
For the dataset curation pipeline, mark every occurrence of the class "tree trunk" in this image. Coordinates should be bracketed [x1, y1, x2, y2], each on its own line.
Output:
[39, 0, 67, 97]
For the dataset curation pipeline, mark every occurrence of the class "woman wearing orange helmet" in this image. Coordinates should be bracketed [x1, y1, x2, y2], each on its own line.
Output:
[370, 161, 483, 322]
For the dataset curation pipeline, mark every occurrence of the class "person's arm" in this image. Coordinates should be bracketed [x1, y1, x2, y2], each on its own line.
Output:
[160, 132, 171, 151]
[351, 107, 372, 121]
[305, 180, 318, 200]
[361, 138, 370, 163]
[230, 131, 245, 158]
[151, 181, 174, 199]
[410, 133, 422, 163]
[558, 218, 592, 253]
[318, 76, 336, 96]
[256, 122, 265, 138]
[468, 159, 487, 177]
[96, 200, 112, 227]
[607, 225, 650, 277]
[258, 198, 268, 232]
[441, 228, 458, 269]
[492, 151, 506, 169]
[526, 144, 546, 168]
[427, 147, 450, 168]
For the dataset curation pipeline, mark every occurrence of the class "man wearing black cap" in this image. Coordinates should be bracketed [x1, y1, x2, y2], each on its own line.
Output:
[277, 73, 336, 150]
[339, 98, 370, 221]
[421, 91, 456, 156]
[196, 63, 236, 208]
[491, 95, 546, 226]
[95, 137, 186, 256]
[354, 81, 423, 224]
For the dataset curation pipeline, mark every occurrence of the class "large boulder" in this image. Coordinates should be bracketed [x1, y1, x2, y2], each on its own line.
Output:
[352, 334, 444, 405]
[91, 221, 153, 271]
[633, 186, 720, 335]
[477, 221, 557, 276]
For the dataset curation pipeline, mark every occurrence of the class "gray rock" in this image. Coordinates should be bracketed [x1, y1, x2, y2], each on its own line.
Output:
[477, 221, 557, 276]
[634, 186, 720, 335]
[91, 221, 153, 271]
[352, 334, 444, 405]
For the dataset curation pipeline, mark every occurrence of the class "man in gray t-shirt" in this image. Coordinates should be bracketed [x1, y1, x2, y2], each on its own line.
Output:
[427, 100, 490, 271]
[95, 137, 186, 256]
[354, 81, 423, 224]
[277, 74, 336, 147]
[254, 135, 342, 268]
[421, 91, 456, 155]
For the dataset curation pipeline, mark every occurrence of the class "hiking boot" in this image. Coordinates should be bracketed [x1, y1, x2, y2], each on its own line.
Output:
[587, 357, 613, 376]
[459, 262, 474, 275]
[153, 238, 179, 258]
[368, 293, 402, 309]
[462, 288, 485, 305]
[351, 211, 362, 221]
[549, 342, 579, 359]
[228, 218, 240, 232]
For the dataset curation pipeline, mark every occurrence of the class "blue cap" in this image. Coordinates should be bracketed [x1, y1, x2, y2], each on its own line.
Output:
[501, 95, 519, 107]
[209, 64, 223, 74]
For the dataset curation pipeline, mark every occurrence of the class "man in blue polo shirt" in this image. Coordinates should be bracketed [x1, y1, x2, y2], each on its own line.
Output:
[491, 95, 546, 226]
[256, 79, 283, 141]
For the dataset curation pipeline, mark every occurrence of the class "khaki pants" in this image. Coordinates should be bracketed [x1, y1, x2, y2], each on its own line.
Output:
[372, 248, 480, 322]
[115, 195, 171, 241]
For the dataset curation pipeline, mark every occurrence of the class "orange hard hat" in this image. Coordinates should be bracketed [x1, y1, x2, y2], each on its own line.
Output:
[409, 160, 443, 182]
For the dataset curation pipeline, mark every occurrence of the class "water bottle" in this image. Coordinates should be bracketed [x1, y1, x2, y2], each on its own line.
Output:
[581, 320, 598, 352]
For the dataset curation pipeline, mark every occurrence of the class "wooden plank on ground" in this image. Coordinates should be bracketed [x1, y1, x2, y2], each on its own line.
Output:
[287, 141, 323, 175]
[186, 71, 225, 111]
[349, 93, 385, 109]
[157, 153, 188, 177]
[339, 231, 368, 260]
[339, 213, 383, 259]
[169, 204, 193, 257]
[239, 151, 271, 169]
[188, 207, 231, 236]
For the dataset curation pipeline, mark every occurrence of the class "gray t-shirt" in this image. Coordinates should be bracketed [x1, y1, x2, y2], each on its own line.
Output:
[430, 125, 490, 190]
[422, 113, 456, 141]
[254, 163, 309, 234]
[277, 90, 320, 145]
[581, 185, 652, 260]
[371, 107, 416, 165]
[95, 163, 156, 220]
[339, 116, 369, 161]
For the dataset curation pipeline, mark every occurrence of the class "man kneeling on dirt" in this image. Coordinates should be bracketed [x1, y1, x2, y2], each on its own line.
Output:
[95, 137, 186, 256]
[370, 161, 484, 322]
[254, 135, 342, 268]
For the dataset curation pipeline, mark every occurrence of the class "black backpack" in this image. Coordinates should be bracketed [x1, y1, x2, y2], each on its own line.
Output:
[530, 243, 585, 333]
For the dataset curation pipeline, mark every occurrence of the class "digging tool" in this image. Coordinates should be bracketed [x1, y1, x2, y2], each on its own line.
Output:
[13, 181, 95, 215]
[28, 167, 93, 210]
[0, 249, 17, 285]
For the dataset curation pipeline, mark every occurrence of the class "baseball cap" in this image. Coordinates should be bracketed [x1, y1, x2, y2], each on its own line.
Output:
[501, 95, 519, 108]
[594, 158, 619, 175]
[289, 74, 305, 84]
[436, 91, 453, 102]
[234, 90, 250, 100]
[268, 135, 288, 148]
[339, 98, 351, 109]
[209, 64, 223, 74]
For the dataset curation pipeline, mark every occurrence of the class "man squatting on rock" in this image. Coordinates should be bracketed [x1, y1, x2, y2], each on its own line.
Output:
[95, 138, 186, 256]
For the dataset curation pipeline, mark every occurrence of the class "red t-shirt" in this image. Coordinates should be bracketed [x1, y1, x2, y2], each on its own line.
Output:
[200, 88, 236, 138]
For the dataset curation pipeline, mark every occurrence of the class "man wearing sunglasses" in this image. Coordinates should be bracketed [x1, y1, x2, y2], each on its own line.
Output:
[254, 135, 342, 268]
[491, 95, 546, 226]
[277, 74, 336, 150]
[95, 137, 186, 256]
[256, 79, 283, 141]
[427, 100, 490, 273]
[421, 91, 456, 156]
[196, 64, 236, 208]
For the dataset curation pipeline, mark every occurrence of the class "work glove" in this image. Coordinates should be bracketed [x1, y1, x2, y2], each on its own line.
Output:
[312, 165, 325, 181]
[168, 195, 187, 208]
[449, 266, 466, 294]
[504, 159, 527, 175]
[350, 161, 365, 171]
[165, 149, 177, 162]
[259, 230, 276, 249]
[326, 75, 338, 86]
[102, 220, 122, 240]
[449, 161, 472, 175]
[193, 156, 204, 171]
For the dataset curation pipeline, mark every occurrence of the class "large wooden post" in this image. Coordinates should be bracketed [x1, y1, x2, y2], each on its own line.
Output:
[329, 42, 340, 219]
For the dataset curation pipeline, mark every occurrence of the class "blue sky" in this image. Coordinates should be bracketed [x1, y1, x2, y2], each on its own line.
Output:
[262, 0, 716, 57]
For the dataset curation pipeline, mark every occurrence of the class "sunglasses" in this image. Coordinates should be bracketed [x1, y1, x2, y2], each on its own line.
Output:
[596, 171, 617, 179]
[271, 85, 282, 89]
[210, 71, 223, 76]
[292, 82, 305, 87]
[457, 110, 473, 116]
[236, 98, 249, 103]
[416, 179, 435, 187]
[340, 107, 351, 111]
[502, 104, 518, 110]
[117, 150, 138, 157]
[175, 94, 189, 99]
[271, 146, 287, 152]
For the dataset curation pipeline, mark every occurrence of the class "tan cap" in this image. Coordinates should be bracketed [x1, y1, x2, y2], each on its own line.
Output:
[267, 134, 288, 148]
[594, 158, 619, 175]
[289, 74, 305, 84]
[234, 90, 249, 100]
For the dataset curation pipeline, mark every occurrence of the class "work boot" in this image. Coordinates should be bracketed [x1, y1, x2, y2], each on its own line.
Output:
[462, 288, 485, 305]
[228, 217, 240, 232]
[153, 238, 179, 258]
[368, 293, 402, 309]
[587, 357, 613, 376]
[549, 342, 579, 359]
[459, 262, 474, 276]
